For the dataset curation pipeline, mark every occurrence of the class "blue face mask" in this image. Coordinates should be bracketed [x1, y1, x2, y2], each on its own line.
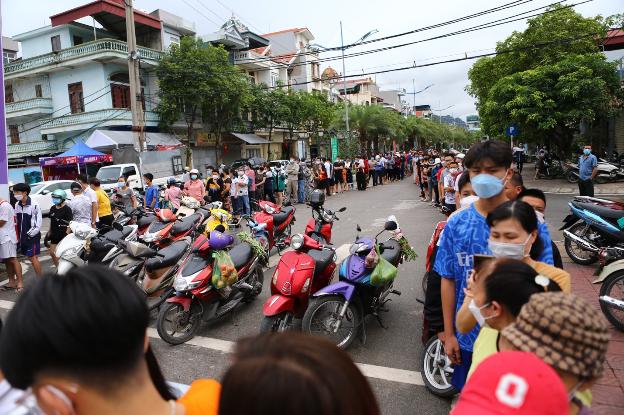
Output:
[117, 182, 124, 189]
[52, 198, 62, 206]
[583, 149, 591, 156]
[471, 173, 506, 199]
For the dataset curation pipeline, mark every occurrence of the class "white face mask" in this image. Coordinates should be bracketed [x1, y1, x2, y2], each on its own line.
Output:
[460, 195, 479, 209]
[488, 234, 532, 260]
[449, 168, 458, 174]
[14, 194, 23, 201]
[468, 299, 493, 327]
[535, 211, 545, 223]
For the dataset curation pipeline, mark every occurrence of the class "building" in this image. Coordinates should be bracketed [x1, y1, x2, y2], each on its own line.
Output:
[466, 115, 480, 131]
[413, 105, 432, 119]
[377, 89, 405, 112]
[2, 36, 18, 64]
[336, 77, 381, 106]
[3, 0, 194, 181]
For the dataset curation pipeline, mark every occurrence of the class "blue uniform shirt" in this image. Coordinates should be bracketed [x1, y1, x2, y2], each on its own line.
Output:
[145, 185, 159, 208]
[578, 154, 597, 180]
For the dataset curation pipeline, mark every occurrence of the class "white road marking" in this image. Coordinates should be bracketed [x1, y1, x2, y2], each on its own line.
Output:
[0, 299, 425, 386]
[392, 200, 420, 211]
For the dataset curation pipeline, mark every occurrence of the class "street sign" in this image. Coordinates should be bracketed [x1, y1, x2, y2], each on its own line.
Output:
[506, 125, 519, 137]
[331, 137, 338, 161]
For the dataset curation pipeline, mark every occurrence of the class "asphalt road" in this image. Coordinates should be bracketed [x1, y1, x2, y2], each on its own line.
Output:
[1, 179, 620, 414]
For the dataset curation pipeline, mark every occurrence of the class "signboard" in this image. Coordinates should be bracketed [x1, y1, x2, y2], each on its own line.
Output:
[330, 137, 338, 162]
[505, 125, 519, 137]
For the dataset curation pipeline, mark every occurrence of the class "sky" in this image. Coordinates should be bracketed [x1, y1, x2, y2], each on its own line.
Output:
[2, 0, 621, 120]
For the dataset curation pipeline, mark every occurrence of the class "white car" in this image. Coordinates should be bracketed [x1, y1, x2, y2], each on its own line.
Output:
[29, 180, 75, 215]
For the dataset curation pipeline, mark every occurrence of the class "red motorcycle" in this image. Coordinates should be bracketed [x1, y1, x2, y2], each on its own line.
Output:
[304, 204, 346, 244]
[156, 230, 264, 345]
[253, 200, 296, 252]
[141, 208, 205, 248]
[260, 233, 336, 332]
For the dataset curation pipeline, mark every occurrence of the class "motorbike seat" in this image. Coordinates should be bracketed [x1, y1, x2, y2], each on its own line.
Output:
[310, 233, 327, 244]
[145, 240, 189, 271]
[576, 202, 624, 220]
[229, 242, 254, 269]
[171, 213, 202, 235]
[308, 249, 334, 276]
[137, 214, 155, 228]
[380, 239, 402, 266]
[90, 236, 115, 252]
[104, 227, 133, 242]
[273, 206, 294, 225]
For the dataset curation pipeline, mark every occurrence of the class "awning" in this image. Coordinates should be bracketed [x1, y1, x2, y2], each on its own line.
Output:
[39, 141, 112, 167]
[85, 130, 183, 151]
[230, 133, 269, 144]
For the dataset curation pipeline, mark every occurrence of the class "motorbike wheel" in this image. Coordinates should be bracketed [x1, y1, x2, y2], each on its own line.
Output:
[565, 170, 579, 184]
[599, 271, 624, 331]
[302, 296, 360, 350]
[564, 223, 599, 265]
[260, 312, 296, 333]
[595, 176, 608, 184]
[421, 273, 428, 295]
[421, 336, 457, 397]
[156, 302, 201, 345]
[243, 267, 265, 302]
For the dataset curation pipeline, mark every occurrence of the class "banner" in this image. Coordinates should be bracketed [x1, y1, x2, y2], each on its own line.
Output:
[331, 137, 338, 162]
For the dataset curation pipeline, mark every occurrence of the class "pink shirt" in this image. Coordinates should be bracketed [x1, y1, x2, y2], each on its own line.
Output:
[165, 186, 182, 209]
[247, 169, 256, 191]
[184, 179, 206, 202]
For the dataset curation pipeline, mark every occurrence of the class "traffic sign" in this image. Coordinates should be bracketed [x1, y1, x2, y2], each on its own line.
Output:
[506, 125, 519, 137]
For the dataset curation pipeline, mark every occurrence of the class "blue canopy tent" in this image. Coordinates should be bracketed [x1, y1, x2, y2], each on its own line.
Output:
[39, 141, 112, 179]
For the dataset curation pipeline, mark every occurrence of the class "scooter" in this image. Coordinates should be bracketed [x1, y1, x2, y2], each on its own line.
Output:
[156, 230, 264, 345]
[565, 159, 624, 184]
[560, 196, 624, 265]
[55, 221, 99, 275]
[301, 217, 404, 349]
[588, 246, 624, 332]
[304, 189, 346, 244]
[141, 208, 204, 248]
[260, 233, 337, 332]
[85, 223, 139, 264]
[253, 200, 296, 253]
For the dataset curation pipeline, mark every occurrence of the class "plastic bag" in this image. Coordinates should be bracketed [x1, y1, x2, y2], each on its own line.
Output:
[211, 250, 239, 289]
[370, 245, 398, 286]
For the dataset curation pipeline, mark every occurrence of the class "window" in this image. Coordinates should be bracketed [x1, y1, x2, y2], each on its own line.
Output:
[246, 148, 261, 159]
[72, 35, 83, 46]
[9, 125, 19, 144]
[51, 35, 61, 52]
[111, 83, 130, 109]
[4, 83, 13, 103]
[172, 156, 183, 174]
[3, 51, 16, 64]
[68, 82, 85, 114]
[35, 84, 43, 98]
[122, 166, 137, 178]
[271, 73, 279, 88]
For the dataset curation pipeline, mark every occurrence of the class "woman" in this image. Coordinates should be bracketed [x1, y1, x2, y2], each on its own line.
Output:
[345, 157, 353, 190]
[46, 189, 73, 268]
[262, 164, 275, 203]
[206, 169, 223, 204]
[115, 177, 137, 211]
[274, 166, 286, 207]
[219, 332, 379, 415]
[221, 168, 233, 213]
[255, 166, 266, 202]
[164, 178, 182, 211]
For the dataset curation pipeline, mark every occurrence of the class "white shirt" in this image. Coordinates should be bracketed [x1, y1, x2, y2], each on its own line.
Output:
[68, 194, 93, 224]
[0, 379, 40, 414]
[0, 201, 17, 244]
[324, 162, 332, 177]
[443, 173, 456, 205]
[233, 175, 249, 196]
[83, 186, 98, 220]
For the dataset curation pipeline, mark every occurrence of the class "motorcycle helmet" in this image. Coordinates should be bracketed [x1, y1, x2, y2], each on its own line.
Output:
[167, 177, 177, 186]
[208, 231, 234, 250]
[51, 189, 67, 201]
[157, 209, 177, 223]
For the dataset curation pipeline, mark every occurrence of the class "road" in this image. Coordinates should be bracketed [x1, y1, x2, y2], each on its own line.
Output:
[0, 178, 618, 414]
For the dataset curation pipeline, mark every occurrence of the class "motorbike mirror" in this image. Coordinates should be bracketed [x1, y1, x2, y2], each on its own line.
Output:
[112, 222, 124, 231]
[356, 224, 362, 232]
[338, 207, 347, 212]
[384, 221, 398, 231]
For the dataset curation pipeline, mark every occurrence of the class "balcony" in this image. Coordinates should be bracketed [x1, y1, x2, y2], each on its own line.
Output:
[6, 98, 54, 121]
[39, 108, 160, 135]
[233, 50, 272, 70]
[4, 39, 163, 79]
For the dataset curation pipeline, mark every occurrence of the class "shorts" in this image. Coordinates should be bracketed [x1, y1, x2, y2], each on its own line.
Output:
[19, 237, 41, 257]
[334, 172, 344, 184]
[451, 349, 473, 392]
[0, 241, 17, 260]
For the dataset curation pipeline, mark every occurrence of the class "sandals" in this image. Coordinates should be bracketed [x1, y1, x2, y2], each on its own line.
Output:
[15, 287, 24, 293]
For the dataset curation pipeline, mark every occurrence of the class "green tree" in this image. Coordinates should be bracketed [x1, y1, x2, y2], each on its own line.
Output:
[249, 83, 289, 142]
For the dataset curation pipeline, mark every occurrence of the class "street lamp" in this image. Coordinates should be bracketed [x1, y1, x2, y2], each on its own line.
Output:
[433, 104, 455, 124]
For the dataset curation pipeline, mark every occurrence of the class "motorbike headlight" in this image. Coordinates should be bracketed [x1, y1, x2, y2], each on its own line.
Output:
[301, 278, 311, 294]
[174, 275, 189, 291]
[291, 234, 304, 250]
[272, 269, 279, 285]
[141, 233, 155, 243]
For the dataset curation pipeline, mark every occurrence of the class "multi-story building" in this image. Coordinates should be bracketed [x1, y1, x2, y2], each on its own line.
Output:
[377, 89, 405, 112]
[2, 37, 18, 64]
[335, 77, 381, 106]
[413, 105, 433, 119]
[466, 115, 481, 131]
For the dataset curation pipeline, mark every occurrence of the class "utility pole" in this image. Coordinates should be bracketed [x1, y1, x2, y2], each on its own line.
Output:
[0, 11, 9, 200]
[340, 21, 349, 139]
[124, 0, 145, 152]
[412, 79, 416, 112]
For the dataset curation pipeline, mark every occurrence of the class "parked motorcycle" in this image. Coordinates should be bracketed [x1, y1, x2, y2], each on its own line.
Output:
[85, 223, 139, 264]
[565, 159, 624, 184]
[253, 200, 296, 253]
[55, 221, 99, 275]
[304, 189, 346, 244]
[156, 231, 264, 344]
[560, 196, 624, 265]
[301, 216, 404, 349]
[141, 208, 204, 248]
[535, 154, 564, 179]
[589, 247, 624, 331]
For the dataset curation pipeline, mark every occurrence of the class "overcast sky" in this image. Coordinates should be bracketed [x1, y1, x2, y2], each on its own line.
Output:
[2, 0, 621, 120]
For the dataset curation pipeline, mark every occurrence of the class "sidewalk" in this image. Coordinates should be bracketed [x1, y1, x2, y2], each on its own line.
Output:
[520, 165, 624, 195]
[564, 251, 624, 414]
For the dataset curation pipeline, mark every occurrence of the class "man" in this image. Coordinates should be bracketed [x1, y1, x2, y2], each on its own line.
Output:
[512, 143, 525, 174]
[578, 145, 598, 197]
[503, 172, 525, 201]
[77, 174, 98, 227]
[143, 173, 159, 209]
[297, 158, 308, 203]
[434, 140, 554, 392]
[245, 163, 256, 202]
[89, 178, 113, 228]
[285, 157, 300, 204]
[183, 168, 206, 203]
[0, 195, 22, 291]
[323, 158, 333, 196]
[68, 182, 94, 225]
[369, 156, 378, 186]
[442, 160, 459, 213]
[46, 189, 73, 266]
[233, 168, 250, 215]
[13, 183, 43, 277]
[333, 157, 344, 194]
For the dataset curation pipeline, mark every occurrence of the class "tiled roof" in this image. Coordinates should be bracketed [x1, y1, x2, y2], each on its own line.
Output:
[262, 27, 309, 37]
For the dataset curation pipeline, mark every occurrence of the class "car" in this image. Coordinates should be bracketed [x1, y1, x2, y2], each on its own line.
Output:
[29, 180, 75, 215]
[230, 157, 267, 171]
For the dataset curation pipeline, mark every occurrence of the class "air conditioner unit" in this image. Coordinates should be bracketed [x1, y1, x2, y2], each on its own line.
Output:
[42, 134, 48, 141]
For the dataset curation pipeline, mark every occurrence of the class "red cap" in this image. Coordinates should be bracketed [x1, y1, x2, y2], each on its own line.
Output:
[451, 351, 568, 415]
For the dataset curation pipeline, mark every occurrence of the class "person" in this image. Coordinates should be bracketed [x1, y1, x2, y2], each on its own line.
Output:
[255, 166, 265, 202]
[274, 166, 286, 206]
[369, 156, 378, 186]
[503, 172, 524, 201]
[512, 143, 525, 174]
[13, 183, 43, 277]
[451, 351, 569, 415]
[46, 189, 73, 267]
[245, 163, 256, 203]
[454, 170, 478, 210]
[500, 292, 611, 415]
[89, 178, 113, 228]
[333, 157, 344, 194]
[143, 173, 159, 209]
[438, 155, 454, 207]
[0, 265, 221, 415]
[115, 177, 138, 211]
[206, 168, 224, 204]
[219, 332, 380, 415]
[297, 159, 307, 203]
[164, 178, 182, 211]
[184, 168, 206, 204]
[262, 164, 275, 203]
[345, 157, 353, 190]
[285, 157, 300, 205]
[221, 168, 233, 212]
[429, 158, 441, 207]
[77, 174, 98, 227]
[455, 258, 561, 379]
[443, 160, 459, 213]
[182, 166, 191, 182]
[68, 182, 94, 226]
[519, 188, 564, 269]
[0, 195, 22, 292]
[233, 168, 250, 216]
[434, 140, 554, 392]
[578, 145, 598, 197]
[323, 158, 333, 196]
[356, 157, 367, 191]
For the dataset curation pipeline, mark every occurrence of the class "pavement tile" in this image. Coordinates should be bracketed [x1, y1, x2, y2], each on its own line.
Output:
[591, 385, 624, 408]
[607, 340, 624, 356]
[607, 354, 624, 371]
[593, 404, 624, 415]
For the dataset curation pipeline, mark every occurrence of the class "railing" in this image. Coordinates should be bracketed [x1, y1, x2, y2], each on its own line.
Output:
[233, 50, 271, 67]
[6, 98, 53, 114]
[5, 39, 163, 75]
[40, 109, 160, 130]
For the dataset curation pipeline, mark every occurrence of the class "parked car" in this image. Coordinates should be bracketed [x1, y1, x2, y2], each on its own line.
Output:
[231, 157, 267, 171]
[29, 180, 75, 214]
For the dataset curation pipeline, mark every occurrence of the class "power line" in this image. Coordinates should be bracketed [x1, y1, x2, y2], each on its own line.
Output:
[193, 0, 227, 24]
[180, 0, 220, 27]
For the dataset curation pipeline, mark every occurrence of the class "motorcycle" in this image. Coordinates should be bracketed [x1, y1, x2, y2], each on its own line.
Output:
[560, 196, 624, 265]
[85, 223, 139, 264]
[565, 158, 624, 184]
[198, 201, 233, 233]
[535, 154, 564, 179]
[260, 231, 340, 333]
[156, 230, 265, 344]
[593, 246, 624, 331]
[304, 189, 346, 244]
[141, 208, 205, 248]
[253, 200, 296, 253]
[55, 221, 99, 275]
[301, 216, 404, 349]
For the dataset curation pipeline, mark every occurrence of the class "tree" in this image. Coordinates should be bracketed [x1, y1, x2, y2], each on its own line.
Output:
[249, 83, 289, 142]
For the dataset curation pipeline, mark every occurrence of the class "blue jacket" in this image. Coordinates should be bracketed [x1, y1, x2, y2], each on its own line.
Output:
[15, 197, 42, 241]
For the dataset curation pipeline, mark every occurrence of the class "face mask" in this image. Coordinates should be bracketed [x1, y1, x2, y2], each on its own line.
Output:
[488, 234, 532, 260]
[212, 175, 218, 180]
[52, 198, 62, 206]
[449, 168, 458, 174]
[460, 195, 479, 209]
[583, 149, 591, 156]
[535, 211, 545, 223]
[190, 175, 198, 180]
[117, 182, 124, 189]
[468, 299, 493, 327]
[238, 171, 244, 177]
[471, 173, 506, 199]
[14, 194, 23, 201]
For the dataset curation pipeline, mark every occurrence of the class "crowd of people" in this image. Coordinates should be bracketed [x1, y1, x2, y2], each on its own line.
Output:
[0, 140, 614, 415]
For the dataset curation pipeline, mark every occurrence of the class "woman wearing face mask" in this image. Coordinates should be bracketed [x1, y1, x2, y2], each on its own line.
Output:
[458, 258, 561, 381]
[115, 177, 137, 211]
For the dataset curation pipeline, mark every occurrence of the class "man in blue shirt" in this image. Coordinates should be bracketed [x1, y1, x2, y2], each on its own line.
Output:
[143, 173, 159, 209]
[578, 145, 598, 197]
[434, 140, 554, 392]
